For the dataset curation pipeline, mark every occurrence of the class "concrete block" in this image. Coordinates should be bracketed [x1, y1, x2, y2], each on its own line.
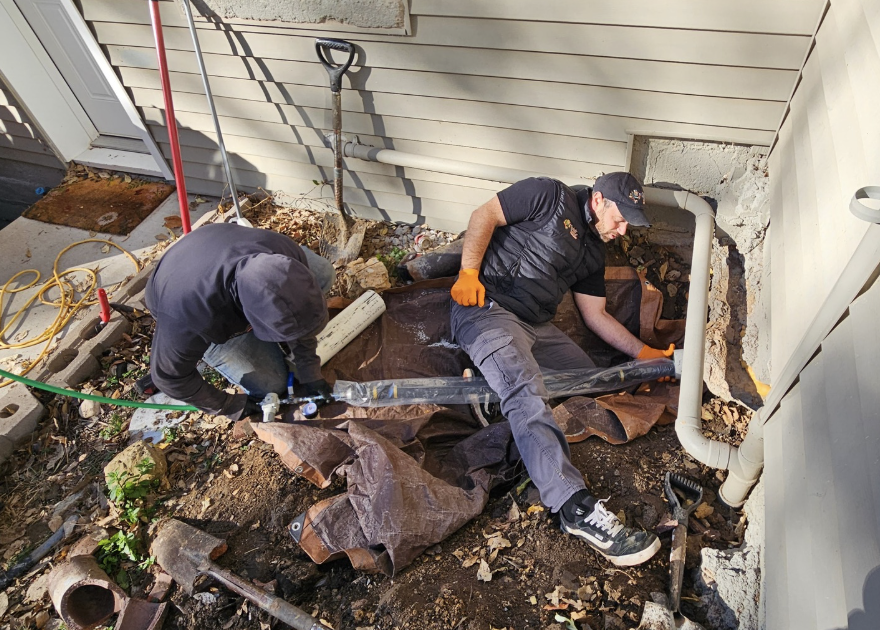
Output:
[79, 313, 132, 358]
[0, 435, 13, 465]
[0, 382, 45, 444]
[118, 263, 155, 301]
[45, 348, 101, 388]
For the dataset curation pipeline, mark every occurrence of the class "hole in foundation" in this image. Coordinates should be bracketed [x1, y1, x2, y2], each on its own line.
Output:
[46, 349, 78, 374]
[0, 404, 19, 418]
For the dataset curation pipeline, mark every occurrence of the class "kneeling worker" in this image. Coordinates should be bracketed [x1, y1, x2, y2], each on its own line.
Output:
[451, 172, 672, 566]
[145, 222, 335, 420]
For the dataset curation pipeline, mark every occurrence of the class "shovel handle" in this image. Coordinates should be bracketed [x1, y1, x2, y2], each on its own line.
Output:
[315, 38, 355, 92]
[207, 565, 330, 630]
[668, 521, 687, 613]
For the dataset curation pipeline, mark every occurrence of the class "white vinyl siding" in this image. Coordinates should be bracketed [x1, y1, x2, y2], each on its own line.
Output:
[79, 0, 822, 231]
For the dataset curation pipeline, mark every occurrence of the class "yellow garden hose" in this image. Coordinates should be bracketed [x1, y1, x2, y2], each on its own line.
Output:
[0, 239, 141, 387]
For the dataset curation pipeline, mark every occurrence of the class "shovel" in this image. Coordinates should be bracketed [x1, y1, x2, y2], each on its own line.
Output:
[181, 0, 252, 228]
[664, 472, 704, 623]
[315, 37, 366, 265]
[152, 519, 329, 630]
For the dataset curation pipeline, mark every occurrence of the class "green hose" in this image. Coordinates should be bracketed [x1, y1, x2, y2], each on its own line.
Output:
[0, 367, 198, 411]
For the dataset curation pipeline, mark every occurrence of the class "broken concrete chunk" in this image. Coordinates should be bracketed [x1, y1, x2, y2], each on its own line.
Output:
[343, 257, 391, 298]
[103, 441, 168, 490]
[78, 399, 101, 419]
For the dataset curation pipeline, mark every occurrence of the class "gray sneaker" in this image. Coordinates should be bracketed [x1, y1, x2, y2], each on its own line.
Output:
[560, 498, 660, 567]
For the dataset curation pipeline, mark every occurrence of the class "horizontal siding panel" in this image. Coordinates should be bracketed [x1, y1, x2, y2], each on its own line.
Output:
[410, 0, 825, 35]
[0, 146, 63, 169]
[0, 119, 40, 140]
[122, 67, 775, 147]
[0, 133, 56, 156]
[82, 0, 810, 69]
[144, 120, 608, 188]
[94, 22, 797, 101]
[131, 86, 627, 166]
[158, 142, 496, 207]
[141, 107, 619, 182]
[149, 124, 511, 191]
[110, 46, 783, 132]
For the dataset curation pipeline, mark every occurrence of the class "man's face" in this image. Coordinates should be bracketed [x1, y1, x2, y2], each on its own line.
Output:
[591, 193, 628, 242]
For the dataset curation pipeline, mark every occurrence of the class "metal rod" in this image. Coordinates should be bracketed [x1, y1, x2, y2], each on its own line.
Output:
[332, 91, 343, 214]
[149, 0, 191, 234]
[180, 0, 243, 221]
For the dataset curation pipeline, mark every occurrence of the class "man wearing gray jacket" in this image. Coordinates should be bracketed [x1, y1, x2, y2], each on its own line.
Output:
[145, 222, 335, 420]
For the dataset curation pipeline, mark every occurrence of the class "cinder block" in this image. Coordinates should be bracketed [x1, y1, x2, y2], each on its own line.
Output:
[118, 263, 155, 301]
[45, 348, 101, 388]
[0, 435, 13, 466]
[79, 313, 132, 358]
[0, 382, 45, 444]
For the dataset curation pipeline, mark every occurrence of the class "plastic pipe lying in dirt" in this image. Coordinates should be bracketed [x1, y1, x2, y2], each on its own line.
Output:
[341, 141, 761, 506]
[334, 359, 676, 407]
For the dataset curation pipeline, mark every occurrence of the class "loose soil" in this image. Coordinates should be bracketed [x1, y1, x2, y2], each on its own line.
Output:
[0, 195, 754, 630]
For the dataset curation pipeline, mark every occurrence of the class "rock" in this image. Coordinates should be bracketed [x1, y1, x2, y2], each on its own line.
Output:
[47, 515, 64, 533]
[79, 399, 101, 419]
[694, 503, 715, 519]
[34, 610, 50, 629]
[343, 257, 391, 298]
[103, 441, 168, 490]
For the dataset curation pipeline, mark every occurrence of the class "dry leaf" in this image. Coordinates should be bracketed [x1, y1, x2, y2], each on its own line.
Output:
[476, 559, 492, 582]
[101, 244, 111, 253]
[164, 216, 183, 229]
[659, 261, 668, 281]
[462, 555, 479, 568]
[487, 536, 511, 552]
[526, 505, 544, 515]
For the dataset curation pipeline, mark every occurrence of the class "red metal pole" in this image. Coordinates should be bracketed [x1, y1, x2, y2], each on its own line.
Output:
[97, 289, 111, 324]
[149, 0, 191, 234]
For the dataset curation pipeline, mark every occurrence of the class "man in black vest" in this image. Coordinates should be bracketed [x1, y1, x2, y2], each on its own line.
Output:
[450, 172, 672, 567]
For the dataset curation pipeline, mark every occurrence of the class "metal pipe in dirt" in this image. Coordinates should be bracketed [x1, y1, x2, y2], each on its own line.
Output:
[149, 0, 191, 234]
[180, 0, 250, 227]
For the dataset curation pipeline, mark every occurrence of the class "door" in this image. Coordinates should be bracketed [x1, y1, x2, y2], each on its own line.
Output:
[14, 0, 143, 144]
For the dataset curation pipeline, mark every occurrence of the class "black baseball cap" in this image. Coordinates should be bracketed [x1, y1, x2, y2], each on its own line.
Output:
[592, 172, 650, 227]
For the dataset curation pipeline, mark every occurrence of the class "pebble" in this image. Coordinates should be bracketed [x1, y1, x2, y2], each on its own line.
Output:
[79, 399, 101, 419]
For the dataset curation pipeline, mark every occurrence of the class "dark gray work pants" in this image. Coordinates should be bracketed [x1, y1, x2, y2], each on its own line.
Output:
[450, 300, 595, 512]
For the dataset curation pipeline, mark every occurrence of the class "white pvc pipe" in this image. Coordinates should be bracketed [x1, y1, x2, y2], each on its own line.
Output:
[316, 290, 386, 365]
[342, 142, 757, 504]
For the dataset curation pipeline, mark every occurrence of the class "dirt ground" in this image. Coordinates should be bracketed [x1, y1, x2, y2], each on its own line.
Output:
[0, 196, 754, 630]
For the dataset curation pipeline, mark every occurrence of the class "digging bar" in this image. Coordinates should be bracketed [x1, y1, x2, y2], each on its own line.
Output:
[180, 0, 251, 227]
[152, 519, 329, 630]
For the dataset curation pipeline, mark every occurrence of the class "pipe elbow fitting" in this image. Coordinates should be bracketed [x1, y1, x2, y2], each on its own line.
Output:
[675, 416, 733, 469]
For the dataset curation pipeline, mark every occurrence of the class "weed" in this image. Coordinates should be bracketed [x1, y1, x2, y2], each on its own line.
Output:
[161, 426, 180, 443]
[376, 246, 408, 277]
[96, 530, 141, 589]
[106, 457, 159, 526]
[99, 412, 126, 440]
[202, 366, 229, 388]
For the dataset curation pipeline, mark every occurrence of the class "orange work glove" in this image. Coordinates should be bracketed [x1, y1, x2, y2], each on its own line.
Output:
[451, 268, 485, 307]
[637, 343, 675, 360]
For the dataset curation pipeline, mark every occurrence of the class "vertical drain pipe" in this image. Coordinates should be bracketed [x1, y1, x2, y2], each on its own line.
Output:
[341, 141, 757, 504]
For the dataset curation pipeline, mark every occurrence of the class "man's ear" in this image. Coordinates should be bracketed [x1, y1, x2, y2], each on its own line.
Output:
[591, 191, 605, 213]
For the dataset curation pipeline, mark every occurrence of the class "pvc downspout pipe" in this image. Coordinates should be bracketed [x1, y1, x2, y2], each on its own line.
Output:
[341, 142, 748, 499]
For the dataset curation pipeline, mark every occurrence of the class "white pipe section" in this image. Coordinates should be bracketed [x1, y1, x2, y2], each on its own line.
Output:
[316, 290, 386, 365]
[342, 142, 759, 504]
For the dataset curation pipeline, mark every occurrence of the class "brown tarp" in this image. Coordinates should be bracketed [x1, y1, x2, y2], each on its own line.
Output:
[256, 268, 686, 575]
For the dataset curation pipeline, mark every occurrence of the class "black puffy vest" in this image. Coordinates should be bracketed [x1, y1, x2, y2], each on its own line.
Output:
[480, 178, 605, 324]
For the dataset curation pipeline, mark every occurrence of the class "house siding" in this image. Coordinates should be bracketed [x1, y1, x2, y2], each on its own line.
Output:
[78, 0, 822, 232]
[0, 83, 64, 169]
[764, 0, 880, 627]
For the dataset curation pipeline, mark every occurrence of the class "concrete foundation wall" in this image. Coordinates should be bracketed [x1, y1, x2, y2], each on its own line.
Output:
[191, 0, 407, 30]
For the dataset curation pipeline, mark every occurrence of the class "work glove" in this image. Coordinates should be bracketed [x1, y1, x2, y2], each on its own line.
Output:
[302, 379, 333, 401]
[637, 343, 676, 382]
[451, 269, 485, 307]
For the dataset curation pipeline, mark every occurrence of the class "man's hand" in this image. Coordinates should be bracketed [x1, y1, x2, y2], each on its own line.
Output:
[302, 378, 333, 400]
[451, 269, 486, 307]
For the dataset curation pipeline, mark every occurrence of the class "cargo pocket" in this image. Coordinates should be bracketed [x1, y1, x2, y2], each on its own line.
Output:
[470, 333, 513, 368]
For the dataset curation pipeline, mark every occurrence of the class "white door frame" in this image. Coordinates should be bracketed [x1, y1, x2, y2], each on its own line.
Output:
[1, 0, 172, 179]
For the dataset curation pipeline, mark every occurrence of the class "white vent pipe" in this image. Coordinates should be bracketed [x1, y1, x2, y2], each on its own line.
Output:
[342, 141, 762, 506]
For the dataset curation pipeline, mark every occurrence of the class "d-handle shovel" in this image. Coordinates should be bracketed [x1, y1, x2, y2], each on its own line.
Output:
[663, 472, 703, 616]
[315, 38, 365, 265]
[152, 519, 329, 630]
[181, 0, 252, 228]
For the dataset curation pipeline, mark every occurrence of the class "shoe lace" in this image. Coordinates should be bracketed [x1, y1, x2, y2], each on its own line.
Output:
[585, 499, 624, 537]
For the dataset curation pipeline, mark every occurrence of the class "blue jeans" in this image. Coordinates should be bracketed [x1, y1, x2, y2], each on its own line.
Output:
[451, 300, 595, 512]
[202, 247, 334, 397]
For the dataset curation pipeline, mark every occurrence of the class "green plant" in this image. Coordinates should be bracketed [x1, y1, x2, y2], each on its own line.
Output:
[106, 457, 159, 526]
[376, 246, 408, 276]
[161, 425, 180, 443]
[202, 366, 229, 388]
[96, 530, 141, 589]
[99, 412, 126, 440]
